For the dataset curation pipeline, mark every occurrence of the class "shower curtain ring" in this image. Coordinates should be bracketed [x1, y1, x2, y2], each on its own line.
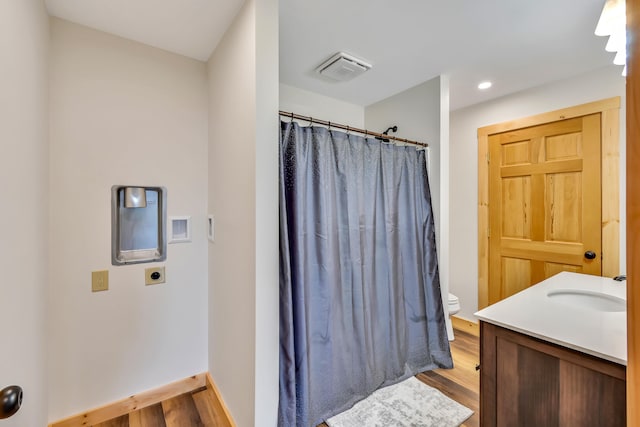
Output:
[290, 112, 294, 122]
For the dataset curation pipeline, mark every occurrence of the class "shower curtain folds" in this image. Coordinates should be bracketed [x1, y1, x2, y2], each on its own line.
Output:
[278, 121, 452, 427]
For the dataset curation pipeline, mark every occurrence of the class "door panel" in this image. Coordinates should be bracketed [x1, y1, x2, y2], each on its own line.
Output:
[488, 114, 602, 305]
[502, 140, 531, 165]
[501, 258, 531, 297]
[544, 262, 582, 278]
[501, 177, 531, 239]
[546, 172, 582, 242]
[545, 132, 581, 161]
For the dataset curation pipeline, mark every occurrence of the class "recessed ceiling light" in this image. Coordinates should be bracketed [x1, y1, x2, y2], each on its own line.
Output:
[478, 81, 493, 90]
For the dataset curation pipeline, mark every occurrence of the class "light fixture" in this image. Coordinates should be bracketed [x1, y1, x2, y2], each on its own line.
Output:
[478, 81, 492, 90]
[595, 0, 626, 75]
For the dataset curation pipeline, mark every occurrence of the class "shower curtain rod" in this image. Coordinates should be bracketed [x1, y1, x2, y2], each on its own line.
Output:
[279, 110, 428, 148]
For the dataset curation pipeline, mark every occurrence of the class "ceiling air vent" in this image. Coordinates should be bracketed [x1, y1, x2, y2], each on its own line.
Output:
[316, 52, 372, 82]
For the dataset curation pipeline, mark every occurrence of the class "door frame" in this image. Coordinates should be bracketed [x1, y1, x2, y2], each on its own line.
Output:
[477, 97, 621, 309]
[627, 0, 640, 421]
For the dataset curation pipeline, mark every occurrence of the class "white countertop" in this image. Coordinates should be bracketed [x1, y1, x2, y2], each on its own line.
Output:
[474, 272, 627, 365]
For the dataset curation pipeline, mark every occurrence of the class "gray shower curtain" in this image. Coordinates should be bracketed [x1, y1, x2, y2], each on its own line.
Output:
[278, 121, 452, 427]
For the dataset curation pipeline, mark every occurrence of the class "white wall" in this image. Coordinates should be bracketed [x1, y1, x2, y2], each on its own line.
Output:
[254, 0, 279, 423]
[439, 75, 452, 338]
[280, 83, 365, 127]
[364, 76, 455, 338]
[365, 77, 443, 250]
[207, 0, 279, 425]
[48, 18, 209, 420]
[449, 65, 626, 321]
[0, 1, 49, 425]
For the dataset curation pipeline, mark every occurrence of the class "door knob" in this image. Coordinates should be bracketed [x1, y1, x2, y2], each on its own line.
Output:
[584, 251, 597, 260]
[1, 385, 22, 419]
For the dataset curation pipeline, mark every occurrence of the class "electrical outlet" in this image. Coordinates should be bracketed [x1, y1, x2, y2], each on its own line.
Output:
[145, 267, 165, 285]
[92, 270, 109, 292]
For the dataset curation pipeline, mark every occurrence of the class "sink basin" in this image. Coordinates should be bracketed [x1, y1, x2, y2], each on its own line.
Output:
[547, 289, 626, 312]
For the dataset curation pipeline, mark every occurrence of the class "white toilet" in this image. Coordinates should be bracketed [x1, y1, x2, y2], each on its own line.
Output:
[448, 293, 460, 316]
[445, 293, 461, 341]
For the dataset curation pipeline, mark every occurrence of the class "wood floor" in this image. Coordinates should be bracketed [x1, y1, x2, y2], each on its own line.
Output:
[93, 386, 229, 427]
[418, 328, 480, 427]
[318, 328, 480, 427]
[95, 328, 479, 427]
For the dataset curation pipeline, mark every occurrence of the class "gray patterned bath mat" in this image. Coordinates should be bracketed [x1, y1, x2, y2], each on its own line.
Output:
[326, 376, 473, 427]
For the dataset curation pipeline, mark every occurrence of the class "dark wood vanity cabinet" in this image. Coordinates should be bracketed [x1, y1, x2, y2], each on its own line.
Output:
[480, 321, 626, 427]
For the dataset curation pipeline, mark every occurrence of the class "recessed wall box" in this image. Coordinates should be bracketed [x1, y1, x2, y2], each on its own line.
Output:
[169, 216, 191, 243]
[111, 185, 167, 265]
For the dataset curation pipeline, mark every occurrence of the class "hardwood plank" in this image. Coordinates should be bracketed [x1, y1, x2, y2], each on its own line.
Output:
[423, 329, 480, 427]
[205, 373, 236, 427]
[193, 388, 229, 427]
[451, 316, 479, 337]
[434, 359, 479, 392]
[93, 415, 129, 427]
[49, 373, 207, 427]
[128, 403, 166, 427]
[161, 394, 203, 427]
[50, 374, 234, 427]
[417, 371, 478, 414]
[428, 329, 479, 427]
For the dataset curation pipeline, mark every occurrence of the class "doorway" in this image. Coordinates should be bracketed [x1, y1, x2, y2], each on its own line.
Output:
[477, 97, 621, 308]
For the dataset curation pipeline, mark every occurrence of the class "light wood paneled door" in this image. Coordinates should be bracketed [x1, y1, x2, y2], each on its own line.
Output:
[487, 114, 602, 305]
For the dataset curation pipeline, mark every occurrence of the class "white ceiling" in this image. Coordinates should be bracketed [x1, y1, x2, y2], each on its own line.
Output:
[280, 0, 617, 110]
[45, 0, 244, 61]
[45, 0, 618, 110]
